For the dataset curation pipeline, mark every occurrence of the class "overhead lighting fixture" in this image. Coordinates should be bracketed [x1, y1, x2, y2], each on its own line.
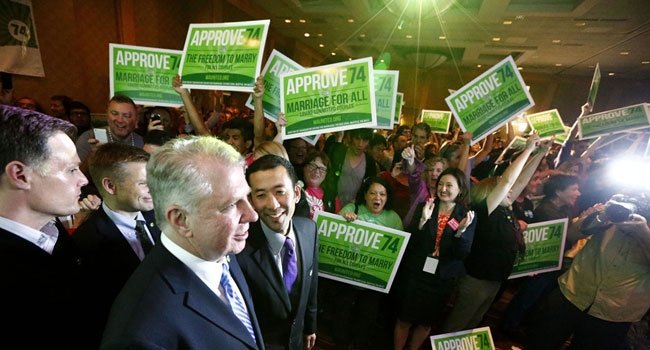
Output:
[515, 15, 525, 20]
[477, 64, 482, 68]
[360, 34, 366, 38]
[348, 58, 352, 61]
[318, 44, 325, 48]
[317, 33, 323, 37]
[299, 19, 306, 23]
[397, 20, 404, 30]
[575, 22, 586, 26]
[284, 19, 291, 24]
[518, 67, 523, 71]
[503, 20, 513, 25]
[347, 18, 354, 23]
[492, 37, 501, 42]
[304, 33, 310, 37]
[439, 36, 446, 40]
[331, 52, 336, 56]
[642, 61, 650, 64]
[620, 51, 629, 55]
[552, 39, 561, 43]
[555, 63, 563, 67]
[608, 72, 615, 76]
[406, 34, 413, 39]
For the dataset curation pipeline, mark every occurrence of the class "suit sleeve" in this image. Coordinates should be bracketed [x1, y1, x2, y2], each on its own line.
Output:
[303, 222, 318, 335]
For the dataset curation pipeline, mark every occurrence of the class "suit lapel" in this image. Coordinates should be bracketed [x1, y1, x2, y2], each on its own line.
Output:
[249, 221, 292, 311]
[157, 248, 259, 349]
[294, 219, 313, 295]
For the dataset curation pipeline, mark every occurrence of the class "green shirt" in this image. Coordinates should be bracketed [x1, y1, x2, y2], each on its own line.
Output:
[338, 203, 403, 231]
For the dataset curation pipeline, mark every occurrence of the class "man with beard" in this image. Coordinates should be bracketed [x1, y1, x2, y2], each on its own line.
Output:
[76, 95, 144, 162]
[73, 143, 161, 348]
[238, 155, 318, 350]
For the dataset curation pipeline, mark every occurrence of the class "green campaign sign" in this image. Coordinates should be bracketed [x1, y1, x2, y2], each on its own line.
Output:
[179, 20, 269, 92]
[394, 92, 404, 124]
[314, 211, 410, 293]
[587, 63, 601, 108]
[280, 57, 377, 139]
[509, 218, 568, 279]
[578, 103, 650, 140]
[446, 56, 534, 145]
[421, 110, 452, 134]
[0, 0, 44, 77]
[553, 125, 571, 145]
[431, 326, 495, 350]
[109, 44, 183, 107]
[245, 49, 302, 122]
[374, 70, 399, 130]
[526, 109, 565, 139]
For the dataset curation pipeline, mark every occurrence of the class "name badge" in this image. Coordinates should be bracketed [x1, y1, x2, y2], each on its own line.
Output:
[423, 256, 439, 274]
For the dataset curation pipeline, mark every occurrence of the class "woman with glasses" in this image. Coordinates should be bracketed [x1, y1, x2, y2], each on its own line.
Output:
[302, 150, 338, 219]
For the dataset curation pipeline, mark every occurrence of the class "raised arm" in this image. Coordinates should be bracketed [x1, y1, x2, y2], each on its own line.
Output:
[510, 139, 551, 200]
[486, 133, 539, 214]
[471, 133, 494, 165]
[252, 76, 266, 147]
[173, 75, 211, 136]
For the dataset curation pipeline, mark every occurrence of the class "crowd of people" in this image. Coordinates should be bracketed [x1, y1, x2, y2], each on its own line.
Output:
[0, 73, 648, 350]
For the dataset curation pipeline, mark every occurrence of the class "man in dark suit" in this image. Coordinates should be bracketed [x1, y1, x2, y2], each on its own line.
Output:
[239, 155, 318, 350]
[101, 136, 264, 349]
[73, 143, 161, 348]
[0, 106, 89, 349]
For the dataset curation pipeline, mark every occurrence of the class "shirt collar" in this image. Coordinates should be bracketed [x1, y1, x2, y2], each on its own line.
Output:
[260, 220, 296, 255]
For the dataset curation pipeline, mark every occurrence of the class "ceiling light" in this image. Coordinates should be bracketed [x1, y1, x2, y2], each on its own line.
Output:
[348, 58, 352, 61]
[492, 37, 501, 42]
[331, 52, 336, 56]
[555, 63, 563, 67]
[347, 18, 354, 23]
[304, 33, 310, 37]
[515, 15, 525, 20]
[552, 39, 561, 43]
[397, 20, 404, 30]
[477, 64, 482, 68]
[360, 34, 366, 38]
[317, 33, 323, 37]
[406, 35, 413, 39]
[318, 44, 324, 48]
[518, 67, 523, 70]
[642, 61, 650, 64]
[439, 36, 446, 40]
[299, 19, 306, 23]
[575, 22, 586, 26]
[284, 19, 291, 24]
[620, 52, 629, 55]
[503, 20, 513, 25]
[608, 72, 615, 76]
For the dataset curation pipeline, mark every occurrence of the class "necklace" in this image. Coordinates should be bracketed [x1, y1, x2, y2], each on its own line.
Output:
[107, 129, 135, 146]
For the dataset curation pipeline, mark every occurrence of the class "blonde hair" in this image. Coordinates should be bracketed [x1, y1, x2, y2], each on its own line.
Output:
[470, 176, 498, 206]
[253, 141, 289, 160]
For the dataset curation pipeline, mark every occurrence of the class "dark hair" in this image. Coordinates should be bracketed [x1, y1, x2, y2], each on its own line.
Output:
[222, 117, 254, 142]
[412, 122, 431, 138]
[108, 94, 137, 109]
[304, 149, 330, 168]
[143, 130, 174, 147]
[88, 143, 150, 187]
[0, 105, 76, 175]
[51, 95, 73, 115]
[369, 133, 387, 149]
[246, 154, 298, 186]
[69, 101, 90, 114]
[355, 176, 393, 211]
[347, 128, 373, 141]
[436, 167, 470, 206]
[438, 142, 462, 163]
[542, 174, 580, 199]
[396, 125, 410, 136]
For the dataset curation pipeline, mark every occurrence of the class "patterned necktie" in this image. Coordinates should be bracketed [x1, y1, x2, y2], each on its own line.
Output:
[135, 220, 153, 255]
[220, 263, 256, 342]
[282, 237, 297, 293]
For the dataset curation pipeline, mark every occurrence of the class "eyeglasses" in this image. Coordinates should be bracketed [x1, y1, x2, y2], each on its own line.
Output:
[306, 163, 327, 173]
